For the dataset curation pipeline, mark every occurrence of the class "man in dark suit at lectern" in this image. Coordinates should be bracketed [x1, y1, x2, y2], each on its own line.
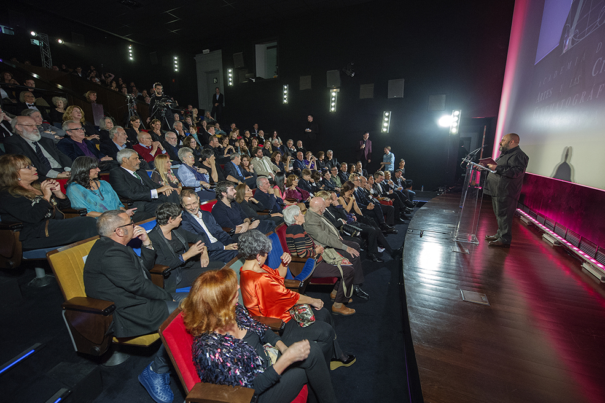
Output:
[483, 133, 529, 248]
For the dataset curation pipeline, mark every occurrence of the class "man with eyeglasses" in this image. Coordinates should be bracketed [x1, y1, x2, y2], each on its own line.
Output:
[4, 115, 72, 179]
[84, 210, 187, 403]
[57, 121, 114, 171]
[109, 148, 179, 218]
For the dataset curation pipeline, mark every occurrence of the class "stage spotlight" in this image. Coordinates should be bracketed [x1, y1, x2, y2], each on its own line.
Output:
[382, 111, 391, 133]
[438, 115, 452, 127]
[449, 110, 461, 135]
[57, 39, 63, 44]
[174, 56, 178, 72]
[329, 89, 338, 112]
[283, 84, 289, 104]
[30, 31, 36, 36]
[228, 69, 234, 86]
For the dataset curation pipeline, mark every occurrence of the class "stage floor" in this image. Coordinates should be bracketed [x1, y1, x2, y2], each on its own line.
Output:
[402, 193, 605, 403]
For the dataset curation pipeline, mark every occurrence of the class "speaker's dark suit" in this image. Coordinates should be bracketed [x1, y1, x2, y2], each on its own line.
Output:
[108, 166, 179, 213]
[4, 135, 72, 178]
[83, 237, 172, 338]
[180, 210, 238, 263]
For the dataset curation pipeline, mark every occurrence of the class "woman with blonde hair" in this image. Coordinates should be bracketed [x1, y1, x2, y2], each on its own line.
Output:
[151, 154, 182, 195]
[62, 105, 100, 143]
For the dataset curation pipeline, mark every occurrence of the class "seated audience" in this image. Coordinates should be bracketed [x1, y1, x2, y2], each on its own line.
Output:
[84, 210, 186, 403]
[98, 116, 116, 144]
[218, 136, 236, 157]
[57, 120, 114, 170]
[283, 205, 357, 314]
[183, 268, 338, 403]
[321, 170, 338, 192]
[304, 197, 369, 300]
[271, 151, 288, 173]
[325, 150, 339, 169]
[251, 147, 280, 180]
[348, 164, 357, 176]
[355, 175, 397, 231]
[203, 110, 216, 124]
[212, 181, 274, 236]
[147, 119, 164, 143]
[273, 171, 288, 200]
[17, 91, 49, 121]
[5, 116, 72, 179]
[22, 109, 65, 143]
[356, 161, 368, 178]
[238, 230, 356, 370]
[297, 169, 317, 195]
[162, 131, 181, 162]
[133, 132, 166, 167]
[99, 126, 139, 164]
[262, 140, 273, 157]
[173, 121, 188, 143]
[304, 151, 316, 170]
[224, 152, 256, 188]
[372, 172, 409, 221]
[182, 136, 202, 164]
[179, 190, 239, 263]
[126, 116, 144, 144]
[151, 154, 182, 195]
[316, 151, 327, 170]
[283, 139, 298, 158]
[292, 151, 306, 175]
[109, 148, 179, 214]
[330, 166, 342, 189]
[0, 154, 97, 249]
[177, 147, 215, 201]
[235, 183, 284, 226]
[66, 156, 142, 219]
[296, 140, 306, 155]
[338, 162, 349, 184]
[241, 154, 255, 176]
[49, 97, 67, 125]
[148, 203, 222, 293]
[238, 138, 250, 157]
[256, 176, 286, 213]
[200, 148, 226, 185]
[62, 105, 100, 144]
[285, 174, 311, 203]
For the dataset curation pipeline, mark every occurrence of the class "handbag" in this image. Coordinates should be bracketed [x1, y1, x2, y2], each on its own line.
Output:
[288, 304, 316, 327]
[321, 248, 354, 298]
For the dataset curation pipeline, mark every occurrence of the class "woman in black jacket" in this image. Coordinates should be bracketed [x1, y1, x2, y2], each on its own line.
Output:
[147, 202, 223, 293]
[0, 154, 97, 249]
[235, 184, 283, 227]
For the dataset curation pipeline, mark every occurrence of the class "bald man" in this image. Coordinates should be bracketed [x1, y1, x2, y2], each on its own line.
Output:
[483, 133, 529, 247]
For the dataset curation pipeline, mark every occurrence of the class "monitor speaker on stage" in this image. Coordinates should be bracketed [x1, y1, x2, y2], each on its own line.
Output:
[388, 79, 405, 99]
[327, 70, 341, 88]
[233, 52, 244, 68]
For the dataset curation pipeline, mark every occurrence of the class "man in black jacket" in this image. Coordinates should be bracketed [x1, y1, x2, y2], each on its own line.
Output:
[304, 114, 319, 147]
[211, 87, 223, 122]
[162, 131, 181, 162]
[325, 150, 339, 170]
[84, 210, 184, 403]
[483, 133, 529, 247]
[109, 148, 179, 217]
[5, 116, 72, 179]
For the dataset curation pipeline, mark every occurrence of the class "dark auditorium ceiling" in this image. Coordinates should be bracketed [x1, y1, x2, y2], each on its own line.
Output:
[22, 0, 373, 52]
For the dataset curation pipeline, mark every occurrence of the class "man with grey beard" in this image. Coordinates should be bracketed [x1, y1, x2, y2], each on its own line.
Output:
[4, 115, 72, 179]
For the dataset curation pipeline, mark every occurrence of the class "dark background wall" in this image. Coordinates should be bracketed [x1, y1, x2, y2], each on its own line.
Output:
[0, 3, 198, 105]
[218, 0, 514, 190]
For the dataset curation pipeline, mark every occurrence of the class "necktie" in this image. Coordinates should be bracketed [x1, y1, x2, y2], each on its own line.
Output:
[132, 171, 143, 183]
[32, 141, 52, 173]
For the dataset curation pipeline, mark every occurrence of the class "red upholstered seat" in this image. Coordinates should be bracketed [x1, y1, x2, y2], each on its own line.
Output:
[56, 178, 69, 194]
[160, 311, 308, 402]
[200, 199, 217, 212]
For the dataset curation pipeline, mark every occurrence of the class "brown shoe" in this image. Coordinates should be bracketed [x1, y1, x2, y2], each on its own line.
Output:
[332, 304, 356, 316]
[330, 290, 337, 301]
[485, 234, 499, 241]
[488, 240, 510, 248]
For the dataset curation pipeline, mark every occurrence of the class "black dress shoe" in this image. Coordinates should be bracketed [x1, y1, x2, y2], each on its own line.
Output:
[391, 247, 403, 259]
[368, 255, 384, 263]
[354, 285, 370, 301]
[330, 354, 357, 370]
[488, 240, 510, 248]
[485, 234, 498, 241]
[388, 228, 398, 234]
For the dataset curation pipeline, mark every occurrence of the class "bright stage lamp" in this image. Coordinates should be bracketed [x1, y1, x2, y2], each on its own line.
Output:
[30, 31, 36, 36]
[438, 115, 452, 127]
[57, 39, 63, 44]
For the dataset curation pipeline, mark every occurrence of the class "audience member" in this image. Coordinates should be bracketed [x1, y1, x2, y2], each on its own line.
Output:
[109, 148, 179, 214]
[316, 151, 327, 170]
[212, 181, 274, 236]
[49, 97, 67, 124]
[251, 147, 280, 180]
[356, 161, 368, 178]
[304, 151, 316, 170]
[356, 131, 372, 168]
[271, 151, 289, 173]
[238, 230, 355, 371]
[330, 166, 342, 189]
[338, 162, 349, 184]
[285, 174, 311, 203]
[297, 169, 316, 195]
[179, 190, 239, 263]
[356, 175, 397, 232]
[320, 169, 337, 192]
[5, 116, 72, 179]
[99, 126, 132, 161]
[161, 131, 180, 162]
[63, 106, 100, 144]
[126, 115, 144, 143]
[292, 151, 306, 175]
[21, 109, 65, 143]
[296, 140, 306, 155]
[224, 152, 256, 188]
[183, 268, 338, 403]
[148, 202, 222, 293]
[283, 139, 297, 157]
[148, 119, 164, 143]
[182, 136, 202, 164]
[151, 154, 182, 195]
[133, 132, 166, 166]
[283, 206, 357, 315]
[255, 176, 288, 214]
[57, 120, 114, 169]
[0, 154, 97, 249]
[379, 146, 395, 173]
[176, 147, 214, 201]
[98, 116, 115, 144]
[84, 210, 184, 403]
[325, 150, 339, 169]
[17, 91, 49, 121]
[235, 183, 284, 226]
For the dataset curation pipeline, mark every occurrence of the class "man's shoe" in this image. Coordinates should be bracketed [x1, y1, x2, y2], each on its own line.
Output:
[485, 234, 499, 241]
[330, 354, 357, 370]
[138, 363, 174, 403]
[391, 247, 404, 259]
[331, 304, 356, 316]
[368, 255, 384, 263]
[387, 228, 399, 234]
[488, 240, 510, 248]
[330, 290, 337, 301]
[354, 285, 370, 301]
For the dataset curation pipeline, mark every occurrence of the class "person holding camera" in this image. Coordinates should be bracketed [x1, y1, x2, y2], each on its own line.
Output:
[149, 82, 175, 130]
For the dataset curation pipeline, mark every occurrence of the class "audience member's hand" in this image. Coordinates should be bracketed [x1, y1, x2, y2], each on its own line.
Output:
[133, 225, 149, 242]
[315, 245, 324, 254]
[280, 253, 291, 266]
[200, 247, 209, 267]
[57, 171, 71, 179]
[367, 203, 375, 210]
[184, 241, 205, 260]
[346, 246, 360, 258]
[249, 220, 260, 229]
[225, 243, 238, 250]
[40, 180, 54, 200]
[158, 185, 173, 195]
[125, 208, 137, 217]
[310, 298, 324, 310]
[271, 212, 283, 217]
[86, 134, 100, 141]
[283, 340, 310, 363]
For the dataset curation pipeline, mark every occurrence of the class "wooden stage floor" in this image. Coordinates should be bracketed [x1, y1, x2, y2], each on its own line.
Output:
[402, 193, 605, 403]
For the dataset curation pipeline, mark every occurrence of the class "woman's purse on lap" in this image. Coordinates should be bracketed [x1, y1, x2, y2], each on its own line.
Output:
[289, 304, 316, 327]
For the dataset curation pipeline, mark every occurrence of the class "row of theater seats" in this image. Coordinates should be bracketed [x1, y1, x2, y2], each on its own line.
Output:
[39, 198, 317, 403]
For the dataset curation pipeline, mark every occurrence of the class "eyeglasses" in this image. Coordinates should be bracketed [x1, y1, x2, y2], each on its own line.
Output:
[18, 124, 37, 129]
[115, 220, 135, 231]
[66, 127, 84, 132]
